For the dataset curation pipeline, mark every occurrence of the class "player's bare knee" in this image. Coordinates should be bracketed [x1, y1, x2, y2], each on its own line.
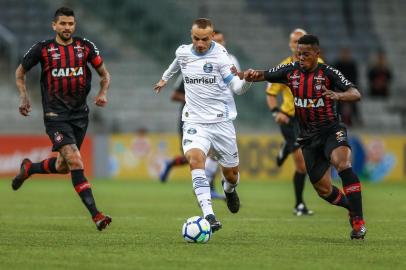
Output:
[334, 160, 352, 173]
[66, 157, 84, 170]
[223, 167, 239, 183]
[313, 181, 331, 197]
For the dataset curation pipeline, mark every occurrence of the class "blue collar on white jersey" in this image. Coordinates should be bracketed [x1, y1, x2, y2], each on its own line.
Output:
[191, 42, 215, 56]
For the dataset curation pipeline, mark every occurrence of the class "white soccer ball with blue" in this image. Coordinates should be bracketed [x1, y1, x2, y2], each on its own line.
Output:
[182, 216, 212, 243]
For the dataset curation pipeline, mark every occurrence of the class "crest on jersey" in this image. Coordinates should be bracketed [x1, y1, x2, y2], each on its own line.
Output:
[336, 131, 346, 142]
[203, 62, 213, 73]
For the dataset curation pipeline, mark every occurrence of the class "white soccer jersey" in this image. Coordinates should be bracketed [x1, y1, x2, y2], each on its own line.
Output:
[162, 42, 237, 123]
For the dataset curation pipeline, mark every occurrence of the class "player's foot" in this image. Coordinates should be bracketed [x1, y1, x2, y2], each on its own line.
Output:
[276, 142, 289, 167]
[210, 190, 226, 200]
[293, 203, 314, 216]
[159, 161, 172, 183]
[350, 216, 367, 240]
[222, 181, 240, 213]
[93, 212, 112, 231]
[11, 158, 33, 191]
[205, 214, 222, 233]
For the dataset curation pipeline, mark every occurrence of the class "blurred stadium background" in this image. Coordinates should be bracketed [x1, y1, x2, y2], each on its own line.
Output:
[0, 0, 405, 181]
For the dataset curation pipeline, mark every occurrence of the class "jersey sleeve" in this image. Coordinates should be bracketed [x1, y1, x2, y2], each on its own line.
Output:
[325, 65, 355, 92]
[21, 42, 42, 71]
[83, 38, 103, 68]
[218, 50, 235, 85]
[263, 63, 293, 84]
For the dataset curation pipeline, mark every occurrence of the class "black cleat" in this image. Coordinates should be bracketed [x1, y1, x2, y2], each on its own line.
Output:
[276, 142, 290, 167]
[12, 158, 33, 191]
[293, 203, 314, 216]
[93, 213, 112, 231]
[350, 216, 367, 240]
[205, 214, 222, 233]
[159, 161, 172, 183]
[222, 181, 240, 213]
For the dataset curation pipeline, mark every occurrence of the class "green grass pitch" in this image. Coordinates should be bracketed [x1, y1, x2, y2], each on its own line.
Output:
[0, 179, 405, 270]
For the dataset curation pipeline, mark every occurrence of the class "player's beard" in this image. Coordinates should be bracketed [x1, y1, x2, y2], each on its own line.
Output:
[58, 31, 72, 42]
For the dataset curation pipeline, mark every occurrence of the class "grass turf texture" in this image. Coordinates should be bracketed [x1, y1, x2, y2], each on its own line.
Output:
[0, 179, 405, 270]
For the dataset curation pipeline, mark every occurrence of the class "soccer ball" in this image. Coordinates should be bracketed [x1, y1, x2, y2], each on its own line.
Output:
[182, 216, 212, 243]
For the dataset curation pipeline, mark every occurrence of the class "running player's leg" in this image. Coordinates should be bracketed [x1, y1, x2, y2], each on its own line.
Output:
[303, 146, 350, 210]
[183, 123, 221, 232]
[205, 150, 225, 200]
[211, 121, 240, 213]
[330, 146, 366, 239]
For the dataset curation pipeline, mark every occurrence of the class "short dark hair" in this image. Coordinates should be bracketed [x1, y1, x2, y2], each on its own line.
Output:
[192, 18, 213, 29]
[298, 34, 319, 47]
[54, 7, 75, 21]
[213, 29, 223, 35]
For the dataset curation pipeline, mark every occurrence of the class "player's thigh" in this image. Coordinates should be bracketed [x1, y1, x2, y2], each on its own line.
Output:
[323, 125, 352, 171]
[182, 122, 211, 157]
[45, 120, 77, 152]
[312, 167, 333, 196]
[210, 121, 239, 168]
[302, 145, 330, 184]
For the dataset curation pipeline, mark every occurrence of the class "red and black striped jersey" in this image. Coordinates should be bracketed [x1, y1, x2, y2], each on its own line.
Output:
[264, 62, 355, 141]
[21, 37, 103, 121]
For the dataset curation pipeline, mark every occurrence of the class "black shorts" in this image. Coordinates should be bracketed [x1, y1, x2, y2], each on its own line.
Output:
[45, 118, 88, 152]
[301, 125, 351, 183]
[279, 117, 301, 153]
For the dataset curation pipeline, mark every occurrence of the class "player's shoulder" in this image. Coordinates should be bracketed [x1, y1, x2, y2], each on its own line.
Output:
[269, 61, 296, 73]
[175, 44, 192, 55]
[23, 39, 51, 57]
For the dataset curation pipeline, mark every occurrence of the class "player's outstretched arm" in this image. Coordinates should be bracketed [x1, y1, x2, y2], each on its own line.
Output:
[15, 64, 31, 116]
[322, 86, 361, 102]
[94, 63, 111, 107]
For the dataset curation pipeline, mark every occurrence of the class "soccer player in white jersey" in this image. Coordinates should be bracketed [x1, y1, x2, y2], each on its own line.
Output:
[154, 18, 251, 232]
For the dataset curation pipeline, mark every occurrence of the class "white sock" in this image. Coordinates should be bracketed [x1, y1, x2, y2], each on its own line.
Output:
[205, 157, 218, 184]
[192, 169, 214, 217]
[223, 173, 240, 193]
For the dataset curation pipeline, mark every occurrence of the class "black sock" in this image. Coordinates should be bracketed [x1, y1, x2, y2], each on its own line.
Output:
[339, 167, 363, 218]
[28, 157, 58, 174]
[293, 171, 306, 206]
[71, 169, 99, 218]
[320, 185, 350, 210]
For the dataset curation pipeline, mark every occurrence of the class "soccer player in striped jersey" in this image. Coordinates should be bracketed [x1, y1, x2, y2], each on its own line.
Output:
[242, 35, 366, 239]
[154, 18, 251, 232]
[12, 7, 112, 231]
[265, 28, 323, 216]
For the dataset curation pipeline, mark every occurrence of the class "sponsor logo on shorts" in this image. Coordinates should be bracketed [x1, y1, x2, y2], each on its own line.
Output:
[54, 132, 64, 143]
[183, 139, 192, 146]
[187, 128, 197, 135]
[336, 130, 346, 142]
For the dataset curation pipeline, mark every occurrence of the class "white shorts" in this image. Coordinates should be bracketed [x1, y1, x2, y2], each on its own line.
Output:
[182, 121, 239, 168]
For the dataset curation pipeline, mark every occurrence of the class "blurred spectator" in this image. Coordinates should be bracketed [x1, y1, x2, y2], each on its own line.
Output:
[367, 50, 392, 98]
[333, 47, 362, 126]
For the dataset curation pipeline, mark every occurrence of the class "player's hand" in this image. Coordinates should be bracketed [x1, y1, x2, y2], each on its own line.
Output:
[154, 80, 167, 93]
[230, 65, 244, 80]
[322, 85, 341, 100]
[18, 95, 31, 116]
[275, 112, 290, 125]
[244, 69, 258, 82]
[95, 92, 108, 107]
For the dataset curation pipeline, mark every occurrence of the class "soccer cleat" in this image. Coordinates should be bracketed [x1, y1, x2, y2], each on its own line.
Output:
[93, 212, 112, 231]
[222, 181, 240, 213]
[350, 216, 367, 240]
[210, 190, 226, 200]
[159, 161, 172, 183]
[205, 214, 222, 233]
[276, 142, 290, 167]
[293, 203, 314, 216]
[11, 158, 33, 191]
